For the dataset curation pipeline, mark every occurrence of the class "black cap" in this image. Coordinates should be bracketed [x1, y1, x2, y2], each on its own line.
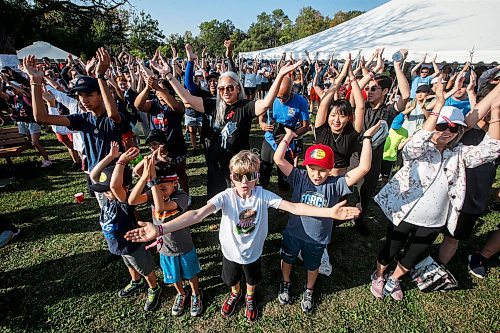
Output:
[206, 70, 220, 80]
[89, 165, 132, 193]
[145, 129, 167, 145]
[69, 76, 100, 95]
[416, 84, 431, 93]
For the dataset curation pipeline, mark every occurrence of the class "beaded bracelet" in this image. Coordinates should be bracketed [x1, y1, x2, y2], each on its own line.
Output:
[116, 161, 126, 166]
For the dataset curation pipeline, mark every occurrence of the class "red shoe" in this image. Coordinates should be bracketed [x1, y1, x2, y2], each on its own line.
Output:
[245, 294, 258, 322]
[221, 291, 242, 318]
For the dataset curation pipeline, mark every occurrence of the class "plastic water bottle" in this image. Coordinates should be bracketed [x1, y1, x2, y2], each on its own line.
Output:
[392, 51, 404, 62]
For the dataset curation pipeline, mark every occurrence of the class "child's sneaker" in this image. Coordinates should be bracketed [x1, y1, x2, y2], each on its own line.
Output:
[220, 291, 242, 318]
[0, 228, 20, 248]
[468, 254, 487, 278]
[278, 280, 292, 305]
[144, 285, 161, 311]
[171, 293, 187, 316]
[300, 288, 314, 313]
[245, 294, 258, 322]
[383, 275, 403, 301]
[118, 278, 146, 298]
[370, 271, 385, 299]
[190, 291, 203, 317]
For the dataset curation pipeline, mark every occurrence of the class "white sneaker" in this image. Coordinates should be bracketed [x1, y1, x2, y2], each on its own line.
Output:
[41, 160, 53, 168]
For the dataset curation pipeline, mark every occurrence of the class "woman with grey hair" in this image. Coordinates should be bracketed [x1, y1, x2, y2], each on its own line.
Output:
[152, 56, 302, 198]
[370, 77, 500, 301]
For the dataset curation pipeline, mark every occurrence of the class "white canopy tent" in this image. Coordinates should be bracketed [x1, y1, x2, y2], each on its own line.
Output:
[17, 41, 77, 62]
[239, 0, 500, 63]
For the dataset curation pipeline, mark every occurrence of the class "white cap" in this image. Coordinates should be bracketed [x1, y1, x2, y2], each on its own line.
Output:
[194, 70, 204, 77]
[431, 77, 446, 84]
[436, 106, 466, 126]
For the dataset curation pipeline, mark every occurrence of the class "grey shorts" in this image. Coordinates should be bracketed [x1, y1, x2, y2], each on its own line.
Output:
[18, 122, 41, 135]
[121, 244, 155, 276]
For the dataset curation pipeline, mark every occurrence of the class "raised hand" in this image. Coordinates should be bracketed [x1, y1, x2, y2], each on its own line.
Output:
[22, 55, 44, 83]
[147, 76, 160, 90]
[422, 53, 427, 63]
[278, 60, 303, 77]
[95, 47, 111, 75]
[224, 39, 233, 58]
[41, 89, 56, 105]
[85, 57, 96, 75]
[171, 45, 178, 59]
[364, 120, 382, 137]
[435, 74, 446, 104]
[432, 54, 437, 63]
[118, 146, 140, 163]
[185, 44, 197, 61]
[150, 57, 171, 75]
[108, 141, 122, 159]
[330, 200, 361, 220]
[141, 155, 151, 180]
[394, 49, 408, 66]
[124, 223, 160, 242]
[284, 126, 298, 139]
[467, 70, 477, 93]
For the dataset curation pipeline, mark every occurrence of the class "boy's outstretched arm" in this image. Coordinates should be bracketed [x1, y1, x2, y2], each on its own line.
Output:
[124, 203, 217, 242]
[273, 128, 297, 177]
[278, 200, 360, 221]
[344, 121, 381, 187]
[89, 141, 121, 183]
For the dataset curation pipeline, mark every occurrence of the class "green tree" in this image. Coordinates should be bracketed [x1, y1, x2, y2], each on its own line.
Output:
[127, 10, 165, 58]
[329, 10, 365, 27]
[198, 19, 236, 57]
[294, 6, 331, 39]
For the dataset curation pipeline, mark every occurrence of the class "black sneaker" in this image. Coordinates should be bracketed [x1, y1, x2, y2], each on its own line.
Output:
[144, 285, 162, 311]
[468, 254, 487, 279]
[354, 217, 371, 236]
[300, 288, 314, 313]
[278, 280, 292, 305]
[118, 278, 146, 298]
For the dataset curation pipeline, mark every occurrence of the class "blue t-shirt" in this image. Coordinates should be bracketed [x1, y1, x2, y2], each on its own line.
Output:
[445, 96, 471, 115]
[264, 93, 309, 150]
[284, 168, 352, 244]
[100, 199, 140, 255]
[410, 76, 432, 99]
[67, 112, 123, 171]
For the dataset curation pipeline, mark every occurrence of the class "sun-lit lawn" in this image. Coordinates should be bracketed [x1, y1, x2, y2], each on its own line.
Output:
[0, 125, 498, 333]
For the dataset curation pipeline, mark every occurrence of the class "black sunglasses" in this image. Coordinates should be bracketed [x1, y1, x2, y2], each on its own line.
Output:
[435, 123, 461, 133]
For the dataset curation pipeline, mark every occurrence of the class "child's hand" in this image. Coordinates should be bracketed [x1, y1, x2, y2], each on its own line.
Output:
[284, 127, 298, 139]
[118, 147, 139, 164]
[108, 141, 122, 159]
[141, 156, 151, 180]
[364, 121, 381, 137]
[149, 152, 157, 179]
[330, 200, 361, 220]
[124, 223, 159, 242]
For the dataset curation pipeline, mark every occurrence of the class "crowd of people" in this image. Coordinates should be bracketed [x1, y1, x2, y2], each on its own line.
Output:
[0, 40, 499, 322]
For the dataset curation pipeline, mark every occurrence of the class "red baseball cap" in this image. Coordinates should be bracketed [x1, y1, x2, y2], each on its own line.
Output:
[302, 144, 334, 169]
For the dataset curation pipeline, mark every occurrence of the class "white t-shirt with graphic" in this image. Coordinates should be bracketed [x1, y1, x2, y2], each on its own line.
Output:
[208, 186, 282, 264]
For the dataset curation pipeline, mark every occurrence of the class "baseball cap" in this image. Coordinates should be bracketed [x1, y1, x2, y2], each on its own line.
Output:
[145, 129, 167, 145]
[416, 84, 431, 93]
[302, 144, 334, 170]
[194, 70, 204, 77]
[69, 76, 99, 95]
[206, 70, 220, 80]
[431, 77, 446, 84]
[89, 165, 132, 193]
[436, 106, 466, 126]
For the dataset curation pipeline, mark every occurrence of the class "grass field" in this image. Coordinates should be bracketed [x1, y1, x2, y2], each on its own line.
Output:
[0, 125, 499, 333]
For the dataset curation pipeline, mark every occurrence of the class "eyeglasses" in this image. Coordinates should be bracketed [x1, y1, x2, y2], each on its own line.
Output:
[277, 93, 290, 101]
[218, 85, 235, 93]
[231, 171, 259, 182]
[364, 86, 381, 92]
[435, 123, 460, 133]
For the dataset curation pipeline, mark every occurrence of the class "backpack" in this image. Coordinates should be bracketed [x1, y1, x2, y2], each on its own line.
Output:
[410, 255, 458, 292]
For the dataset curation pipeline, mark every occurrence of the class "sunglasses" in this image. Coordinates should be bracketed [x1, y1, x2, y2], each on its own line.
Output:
[435, 123, 461, 133]
[364, 86, 381, 92]
[277, 93, 290, 100]
[218, 85, 235, 93]
[231, 171, 259, 182]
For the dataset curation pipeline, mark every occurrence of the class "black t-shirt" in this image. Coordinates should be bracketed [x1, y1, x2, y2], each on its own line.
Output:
[363, 102, 398, 130]
[460, 128, 498, 214]
[100, 199, 140, 255]
[202, 97, 256, 168]
[149, 99, 187, 157]
[315, 122, 360, 168]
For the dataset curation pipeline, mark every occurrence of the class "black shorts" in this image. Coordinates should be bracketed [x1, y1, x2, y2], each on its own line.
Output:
[244, 87, 256, 96]
[443, 212, 482, 240]
[221, 256, 262, 287]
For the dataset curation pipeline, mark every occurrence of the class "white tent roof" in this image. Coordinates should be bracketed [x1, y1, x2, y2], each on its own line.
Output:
[239, 0, 500, 63]
[17, 41, 77, 61]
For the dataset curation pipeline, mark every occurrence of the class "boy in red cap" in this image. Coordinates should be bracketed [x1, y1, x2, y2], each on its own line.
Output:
[273, 124, 379, 313]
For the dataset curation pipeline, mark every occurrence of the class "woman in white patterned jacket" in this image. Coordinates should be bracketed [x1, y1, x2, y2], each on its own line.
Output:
[369, 75, 500, 301]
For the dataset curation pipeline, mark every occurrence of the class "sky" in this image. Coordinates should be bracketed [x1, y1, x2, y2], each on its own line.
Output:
[127, 0, 389, 37]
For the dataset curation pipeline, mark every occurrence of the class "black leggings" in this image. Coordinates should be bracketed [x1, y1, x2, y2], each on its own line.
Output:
[377, 221, 443, 270]
[259, 140, 292, 190]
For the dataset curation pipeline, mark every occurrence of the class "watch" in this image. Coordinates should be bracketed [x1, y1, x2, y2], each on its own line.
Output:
[97, 73, 107, 80]
[147, 178, 160, 188]
[362, 135, 372, 142]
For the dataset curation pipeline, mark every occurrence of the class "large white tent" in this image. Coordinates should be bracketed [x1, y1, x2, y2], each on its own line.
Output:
[239, 0, 500, 63]
[17, 41, 77, 61]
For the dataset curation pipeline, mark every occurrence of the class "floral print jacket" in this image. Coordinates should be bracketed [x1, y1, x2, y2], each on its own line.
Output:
[375, 129, 500, 235]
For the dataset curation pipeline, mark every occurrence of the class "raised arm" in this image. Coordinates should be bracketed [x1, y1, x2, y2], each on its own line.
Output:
[110, 147, 140, 203]
[411, 54, 426, 78]
[393, 49, 410, 111]
[273, 128, 296, 177]
[423, 75, 446, 132]
[465, 78, 500, 128]
[23, 55, 70, 126]
[95, 47, 121, 123]
[430, 54, 440, 79]
[344, 121, 379, 186]
[347, 60, 365, 133]
[254, 60, 303, 116]
[466, 70, 477, 108]
[90, 141, 121, 182]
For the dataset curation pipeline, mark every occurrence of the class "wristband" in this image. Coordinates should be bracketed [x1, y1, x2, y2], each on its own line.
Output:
[489, 118, 500, 124]
[158, 225, 164, 236]
[116, 161, 126, 166]
[97, 73, 107, 80]
[362, 136, 372, 142]
[430, 112, 440, 117]
[147, 178, 160, 188]
[30, 82, 42, 86]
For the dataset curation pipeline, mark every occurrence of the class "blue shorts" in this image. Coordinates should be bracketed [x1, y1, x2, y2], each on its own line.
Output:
[18, 122, 41, 135]
[184, 114, 203, 127]
[280, 229, 326, 271]
[160, 247, 201, 284]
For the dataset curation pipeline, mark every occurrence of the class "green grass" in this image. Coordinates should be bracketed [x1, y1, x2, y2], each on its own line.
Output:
[0, 125, 499, 333]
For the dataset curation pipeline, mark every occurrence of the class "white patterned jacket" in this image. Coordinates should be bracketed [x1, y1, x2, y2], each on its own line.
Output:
[375, 129, 500, 235]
